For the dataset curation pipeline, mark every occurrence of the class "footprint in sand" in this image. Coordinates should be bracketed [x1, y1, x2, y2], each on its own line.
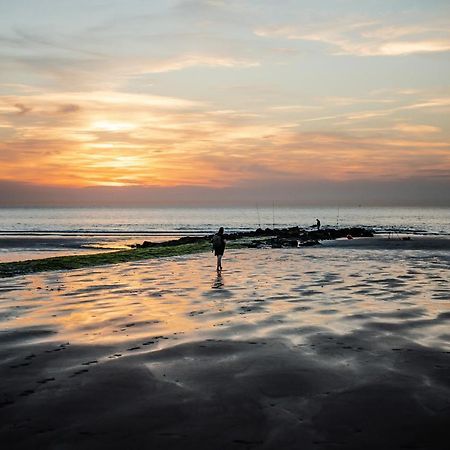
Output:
[37, 377, 56, 384]
[45, 343, 70, 354]
[82, 360, 98, 366]
[10, 362, 30, 369]
[70, 369, 89, 377]
[0, 399, 15, 408]
[19, 389, 35, 397]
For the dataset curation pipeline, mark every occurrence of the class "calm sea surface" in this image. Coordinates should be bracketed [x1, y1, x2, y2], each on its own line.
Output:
[1, 206, 449, 234]
[0, 207, 449, 262]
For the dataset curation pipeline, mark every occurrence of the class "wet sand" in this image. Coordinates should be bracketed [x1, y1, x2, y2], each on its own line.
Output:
[0, 246, 449, 449]
[0, 234, 184, 263]
[0, 236, 115, 263]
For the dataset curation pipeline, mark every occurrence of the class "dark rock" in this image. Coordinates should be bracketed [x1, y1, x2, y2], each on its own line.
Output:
[133, 226, 374, 250]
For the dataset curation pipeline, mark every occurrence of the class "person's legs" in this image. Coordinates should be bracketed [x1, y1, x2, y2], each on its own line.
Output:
[217, 255, 222, 271]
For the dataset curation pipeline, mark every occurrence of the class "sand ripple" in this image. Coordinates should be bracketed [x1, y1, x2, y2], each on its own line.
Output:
[0, 248, 449, 449]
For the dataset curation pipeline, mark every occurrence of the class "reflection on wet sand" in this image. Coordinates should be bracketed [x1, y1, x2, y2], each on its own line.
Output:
[211, 273, 224, 289]
[0, 248, 449, 449]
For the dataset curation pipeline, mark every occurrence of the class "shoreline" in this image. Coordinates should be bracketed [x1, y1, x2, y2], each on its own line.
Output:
[2, 226, 450, 278]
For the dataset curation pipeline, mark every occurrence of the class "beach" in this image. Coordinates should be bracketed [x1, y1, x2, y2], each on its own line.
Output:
[2, 0, 450, 447]
[1, 242, 449, 449]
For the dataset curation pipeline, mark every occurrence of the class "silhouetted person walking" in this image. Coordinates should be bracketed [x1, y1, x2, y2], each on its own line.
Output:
[316, 218, 321, 231]
[212, 227, 226, 272]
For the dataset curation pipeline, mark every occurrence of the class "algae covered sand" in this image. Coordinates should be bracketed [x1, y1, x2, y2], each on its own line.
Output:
[0, 241, 212, 278]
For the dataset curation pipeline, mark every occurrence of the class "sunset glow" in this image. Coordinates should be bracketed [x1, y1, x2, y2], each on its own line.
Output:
[0, 0, 449, 205]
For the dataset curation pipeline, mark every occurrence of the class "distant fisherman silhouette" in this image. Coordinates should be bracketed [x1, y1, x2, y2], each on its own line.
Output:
[316, 219, 321, 231]
[212, 227, 226, 272]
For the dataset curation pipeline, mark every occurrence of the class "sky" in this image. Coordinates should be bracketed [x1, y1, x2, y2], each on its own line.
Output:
[0, 0, 449, 206]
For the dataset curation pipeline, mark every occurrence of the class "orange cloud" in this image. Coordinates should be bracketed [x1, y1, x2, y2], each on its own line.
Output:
[1, 89, 449, 188]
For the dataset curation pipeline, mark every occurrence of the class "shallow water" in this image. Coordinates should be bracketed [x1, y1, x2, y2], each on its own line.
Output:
[1, 247, 448, 350]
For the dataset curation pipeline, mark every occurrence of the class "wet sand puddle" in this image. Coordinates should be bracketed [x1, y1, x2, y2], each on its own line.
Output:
[0, 248, 449, 449]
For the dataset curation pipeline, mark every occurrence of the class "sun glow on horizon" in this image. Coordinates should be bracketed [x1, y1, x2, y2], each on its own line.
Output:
[0, 0, 449, 203]
[91, 120, 138, 133]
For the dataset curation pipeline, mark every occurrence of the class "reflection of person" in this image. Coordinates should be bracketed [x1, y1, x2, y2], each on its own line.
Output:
[212, 272, 224, 289]
[316, 218, 321, 231]
[212, 227, 226, 272]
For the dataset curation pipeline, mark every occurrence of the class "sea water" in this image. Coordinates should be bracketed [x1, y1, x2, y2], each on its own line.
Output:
[0, 207, 449, 262]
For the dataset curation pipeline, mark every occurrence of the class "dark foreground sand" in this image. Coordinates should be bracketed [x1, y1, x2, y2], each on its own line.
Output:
[0, 243, 449, 449]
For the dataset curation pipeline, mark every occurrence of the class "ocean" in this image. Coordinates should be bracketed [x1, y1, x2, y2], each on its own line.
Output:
[0, 206, 449, 262]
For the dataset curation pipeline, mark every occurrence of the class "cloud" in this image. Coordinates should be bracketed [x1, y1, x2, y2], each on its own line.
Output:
[374, 40, 450, 56]
[133, 54, 259, 73]
[1, 84, 449, 190]
[393, 123, 441, 135]
[58, 104, 80, 113]
[0, 49, 258, 92]
[1, 109, 449, 188]
[0, 12, 261, 93]
[14, 102, 31, 115]
[1, 177, 449, 207]
[1, 90, 202, 116]
[292, 95, 450, 127]
[255, 20, 450, 56]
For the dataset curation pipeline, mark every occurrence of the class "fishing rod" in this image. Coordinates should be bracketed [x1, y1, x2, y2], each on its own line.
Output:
[272, 201, 275, 229]
[256, 203, 261, 229]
